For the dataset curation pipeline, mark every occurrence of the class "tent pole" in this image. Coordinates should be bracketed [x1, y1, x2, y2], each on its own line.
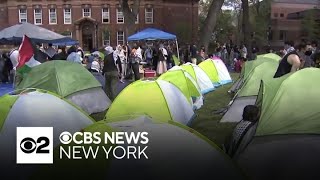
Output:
[175, 39, 180, 62]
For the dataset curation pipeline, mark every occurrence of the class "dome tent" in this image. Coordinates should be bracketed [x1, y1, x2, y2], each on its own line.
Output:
[16, 60, 111, 115]
[234, 68, 320, 180]
[180, 62, 215, 94]
[158, 66, 203, 110]
[256, 53, 281, 61]
[31, 115, 246, 180]
[221, 61, 279, 123]
[199, 58, 232, 86]
[0, 89, 94, 179]
[105, 79, 195, 125]
[229, 55, 280, 94]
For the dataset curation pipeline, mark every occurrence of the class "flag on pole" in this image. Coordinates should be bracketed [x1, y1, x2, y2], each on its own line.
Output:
[17, 35, 42, 74]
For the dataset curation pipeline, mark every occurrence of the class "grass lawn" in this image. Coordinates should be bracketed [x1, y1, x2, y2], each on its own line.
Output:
[91, 73, 240, 148]
[191, 73, 239, 148]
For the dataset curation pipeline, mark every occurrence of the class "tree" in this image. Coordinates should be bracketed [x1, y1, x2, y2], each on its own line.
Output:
[301, 9, 320, 41]
[241, 0, 252, 58]
[249, 0, 272, 50]
[214, 10, 237, 44]
[199, 0, 225, 52]
[120, 0, 140, 41]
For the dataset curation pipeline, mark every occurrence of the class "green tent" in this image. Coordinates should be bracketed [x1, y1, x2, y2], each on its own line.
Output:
[229, 53, 281, 94]
[256, 68, 320, 135]
[199, 58, 232, 86]
[237, 61, 279, 97]
[180, 63, 215, 94]
[241, 56, 280, 80]
[257, 53, 281, 61]
[158, 66, 203, 109]
[221, 61, 280, 123]
[16, 60, 111, 114]
[17, 60, 100, 97]
[235, 68, 320, 180]
[105, 79, 195, 125]
[198, 59, 220, 85]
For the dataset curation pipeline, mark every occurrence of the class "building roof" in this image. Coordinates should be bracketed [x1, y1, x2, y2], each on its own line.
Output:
[273, 0, 319, 4]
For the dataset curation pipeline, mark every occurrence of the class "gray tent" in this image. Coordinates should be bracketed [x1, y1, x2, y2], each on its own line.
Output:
[0, 22, 78, 44]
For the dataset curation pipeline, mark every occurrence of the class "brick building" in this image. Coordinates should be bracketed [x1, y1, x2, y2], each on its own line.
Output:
[0, 0, 199, 50]
[270, 0, 320, 49]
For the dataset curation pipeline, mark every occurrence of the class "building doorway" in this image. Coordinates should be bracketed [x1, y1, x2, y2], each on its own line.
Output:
[82, 24, 94, 51]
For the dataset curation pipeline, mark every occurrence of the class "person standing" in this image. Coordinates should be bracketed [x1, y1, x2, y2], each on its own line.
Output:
[190, 43, 198, 64]
[130, 44, 141, 81]
[157, 44, 168, 75]
[102, 46, 121, 101]
[274, 42, 308, 78]
[67, 46, 82, 64]
[241, 44, 247, 59]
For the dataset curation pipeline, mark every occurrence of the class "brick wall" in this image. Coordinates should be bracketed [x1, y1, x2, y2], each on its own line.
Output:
[1, 0, 199, 49]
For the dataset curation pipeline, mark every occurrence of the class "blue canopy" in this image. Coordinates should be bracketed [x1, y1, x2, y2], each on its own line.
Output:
[127, 28, 177, 41]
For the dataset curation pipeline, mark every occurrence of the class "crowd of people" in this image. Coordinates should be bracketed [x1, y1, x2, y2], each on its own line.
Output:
[1, 39, 320, 100]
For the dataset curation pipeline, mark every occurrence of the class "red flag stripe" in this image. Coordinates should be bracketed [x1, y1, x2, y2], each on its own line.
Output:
[17, 35, 34, 68]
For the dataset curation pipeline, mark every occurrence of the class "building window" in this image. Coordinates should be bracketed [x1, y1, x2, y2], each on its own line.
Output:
[34, 9, 42, 25]
[280, 13, 284, 17]
[49, 8, 57, 24]
[83, 8, 91, 17]
[145, 8, 153, 24]
[117, 31, 124, 45]
[280, 30, 286, 40]
[19, 9, 27, 23]
[102, 8, 110, 23]
[64, 8, 72, 24]
[274, 13, 278, 18]
[117, 8, 124, 24]
[103, 31, 110, 46]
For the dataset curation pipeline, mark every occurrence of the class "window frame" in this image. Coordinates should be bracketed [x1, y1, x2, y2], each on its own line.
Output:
[145, 7, 153, 24]
[64, 8, 72, 24]
[19, 9, 27, 23]
[34, 8, 42, 25]
[83, 8, 91, 17]
[102, 8, 110, 24]
[49, 8, 57, 24]
[117, 31, 125, 45]
[117, 8, 124, 24]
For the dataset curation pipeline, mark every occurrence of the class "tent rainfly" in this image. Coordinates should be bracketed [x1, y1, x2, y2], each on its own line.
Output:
[158, 66, 204, 110]
[17, 60, 111, 115]
[0, 89, 94, 179]
[105, 79, 195, 125]
[180, 63, 215, 94]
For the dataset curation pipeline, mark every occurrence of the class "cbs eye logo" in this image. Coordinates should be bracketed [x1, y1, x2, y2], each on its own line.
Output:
[20, 137, 50, 154]
[59, 132, 72, 144]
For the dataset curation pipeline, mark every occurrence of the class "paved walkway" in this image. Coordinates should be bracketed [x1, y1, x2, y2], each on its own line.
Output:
[0, 83, 14, 96]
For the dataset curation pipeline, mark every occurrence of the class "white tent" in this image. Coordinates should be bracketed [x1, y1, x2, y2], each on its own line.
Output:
[0, 89, 94, 179]
[211, 58, 233, 85]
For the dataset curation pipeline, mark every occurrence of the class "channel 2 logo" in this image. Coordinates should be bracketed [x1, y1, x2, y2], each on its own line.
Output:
[16, 127, 53, 164]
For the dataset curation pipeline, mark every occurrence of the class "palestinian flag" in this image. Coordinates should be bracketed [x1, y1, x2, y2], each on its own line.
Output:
[17, 35, 43, 74]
